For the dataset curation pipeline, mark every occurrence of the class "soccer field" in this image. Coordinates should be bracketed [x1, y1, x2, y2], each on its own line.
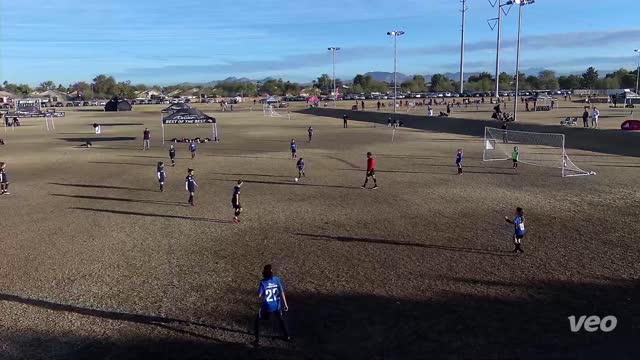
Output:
[0, 104, 638, 359]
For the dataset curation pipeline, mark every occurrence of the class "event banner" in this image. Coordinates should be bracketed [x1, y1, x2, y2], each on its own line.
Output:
[163, 117, 214, 124]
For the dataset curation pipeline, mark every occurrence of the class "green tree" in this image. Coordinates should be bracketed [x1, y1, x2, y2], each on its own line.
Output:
[558, 75, 581, 89]
[538, 70, 559, 90]
[92, 74, 117, 97]
[314, 74, 332, 94]
[37, 81, 56, 92]
[468, 72, 493, 83]
[581, 67, 599, 89]
[429, 74, 454, 92]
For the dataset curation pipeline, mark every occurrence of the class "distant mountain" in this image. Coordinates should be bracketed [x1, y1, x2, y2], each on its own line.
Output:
[364, 72, 410, 83]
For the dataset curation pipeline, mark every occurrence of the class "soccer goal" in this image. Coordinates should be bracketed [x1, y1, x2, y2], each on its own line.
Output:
[483, 127, 595, 177]
[263, 104, 281, 117]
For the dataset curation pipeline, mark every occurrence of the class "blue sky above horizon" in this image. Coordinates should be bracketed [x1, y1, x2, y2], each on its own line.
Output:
[1, 0, 639, 86]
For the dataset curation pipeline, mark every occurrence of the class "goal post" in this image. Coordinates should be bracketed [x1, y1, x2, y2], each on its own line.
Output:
[483, 127, 594, 177]
[263, 104, 281, 117]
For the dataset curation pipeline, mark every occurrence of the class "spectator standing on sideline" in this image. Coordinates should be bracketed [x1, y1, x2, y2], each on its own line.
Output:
[142, 128, 151, 150]
[582, 108, 589, 128]
[361, 100, 365, 111]
[343, 114, 348, 128]
[307, 126, 313, 142]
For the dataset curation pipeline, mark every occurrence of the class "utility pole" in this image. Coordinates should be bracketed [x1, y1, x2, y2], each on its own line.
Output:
[459, 0, 468, 94]
[328, 47, 341, 108]
[387, 31, 405, 115]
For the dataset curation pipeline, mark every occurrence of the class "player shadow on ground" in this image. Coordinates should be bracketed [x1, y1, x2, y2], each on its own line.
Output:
[95, 122, 145, 126]
[0, 292, 263, 353]
[58, 137, 137, 142]
[337, 168, 518, 176]
[50, 194, 190, 207]
[208, 172, 284, 178]
[50, 182, 156, 192]
[206, 178, 361, 190]
[88, 161, 156, 167]
[294, 233, 514, 257]
[70, 207, 233, 223]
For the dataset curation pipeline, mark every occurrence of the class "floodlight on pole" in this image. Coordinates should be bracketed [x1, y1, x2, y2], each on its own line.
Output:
[510, 0, 535, 122]
[635, 49, 640, 95]
[328, 47, 341, 108]
[387, 30, 405, 115]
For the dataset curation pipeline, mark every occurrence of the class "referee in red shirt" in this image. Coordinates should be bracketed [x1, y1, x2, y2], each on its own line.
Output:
[361, 152, 378, 189]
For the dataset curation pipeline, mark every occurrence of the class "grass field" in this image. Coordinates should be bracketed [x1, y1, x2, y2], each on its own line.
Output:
[0, 102, 638, 359]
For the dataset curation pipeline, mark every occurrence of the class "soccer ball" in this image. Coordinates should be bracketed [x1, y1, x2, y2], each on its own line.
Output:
[294, 177, 299, 182]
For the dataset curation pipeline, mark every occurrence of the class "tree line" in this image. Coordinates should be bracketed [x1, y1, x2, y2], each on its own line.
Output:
[1, 66, 636, 98]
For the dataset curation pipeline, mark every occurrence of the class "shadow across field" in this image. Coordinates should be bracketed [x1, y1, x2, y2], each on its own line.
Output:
[206, 177, 360, 189]
[300, 108, 640, 157]
[88, 161, 155, 167]
[295, 233, 514, 256]
[71, 207, 233, 223]
[50, 182, 155, 192]
[3, 278, 637, 359]
[50, 194, 189, 207]
[0, 292, 247, 340]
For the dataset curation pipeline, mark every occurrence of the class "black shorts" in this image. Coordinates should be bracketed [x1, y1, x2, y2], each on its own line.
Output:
[367, 169, 375, 177]
[512, 159, 518, 163]
[514, 234, 524, 241]
[291, 149, 297, 153]
[232, 202, 241, 209]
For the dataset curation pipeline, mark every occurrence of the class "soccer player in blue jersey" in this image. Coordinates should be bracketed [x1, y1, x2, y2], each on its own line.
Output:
[157, 162, 166, 192]
[185, 168, 198, 206]
[0, 162, 9, 195]
[254, 264, 290, 345]
[189, 141, 197, 159]
[456, 149, 463, 175]
[232, 180, 243, 223]
[169, 144, 176, 167]
[290, 139, 297, 159]
[505, 207, 526, 253]
[296, 158, 305, 179]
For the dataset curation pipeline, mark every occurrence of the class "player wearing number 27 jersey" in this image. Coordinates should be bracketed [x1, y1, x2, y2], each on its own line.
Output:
[254, 264, 290, 344]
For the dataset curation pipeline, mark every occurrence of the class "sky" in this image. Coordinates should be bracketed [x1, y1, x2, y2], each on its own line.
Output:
[1, 0, 639, 86]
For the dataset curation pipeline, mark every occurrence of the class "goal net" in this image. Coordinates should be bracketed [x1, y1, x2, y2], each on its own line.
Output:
[263, 104, 281, 117]
[483, 127, 594, 177]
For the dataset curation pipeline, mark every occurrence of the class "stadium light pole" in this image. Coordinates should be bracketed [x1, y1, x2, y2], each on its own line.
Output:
[328, 47, 341, 108]
[459, 0, 468, 95]
[387, 30, 405, 115]
[488, 0, 512, 99]
[635, 49, 640, 95]
[510, 0, 535, 122]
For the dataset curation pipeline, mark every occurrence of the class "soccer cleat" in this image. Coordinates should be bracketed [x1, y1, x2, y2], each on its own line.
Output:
[3, 192, 10, 195]
[372, 185, 378, 189]
[233, 218, 240, 223]
[361, 185, 366, 189]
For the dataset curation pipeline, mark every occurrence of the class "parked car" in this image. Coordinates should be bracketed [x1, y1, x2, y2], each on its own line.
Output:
[82, 101, 90, 106]
[55, 102, 64, 107]
[65, 102, 74, 107]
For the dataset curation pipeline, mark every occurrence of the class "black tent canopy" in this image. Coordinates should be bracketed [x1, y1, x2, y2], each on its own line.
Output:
[161, 107, 218, 143]
[104, 97, 133, 112]
[161, 102, 191, 114]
